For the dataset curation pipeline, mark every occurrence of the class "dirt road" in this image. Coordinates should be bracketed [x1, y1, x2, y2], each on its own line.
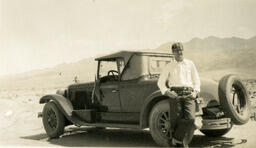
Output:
[1, 120, 256, 147]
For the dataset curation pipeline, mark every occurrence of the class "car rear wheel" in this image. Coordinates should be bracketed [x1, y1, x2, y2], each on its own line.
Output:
[218, 75, 251, 125]
[149, 100, 194, 147]
[149, 100, 172, 147]
[42, 101, 65, 138]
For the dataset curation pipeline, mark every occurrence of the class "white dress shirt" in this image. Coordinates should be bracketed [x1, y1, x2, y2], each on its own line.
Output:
[157, 58, 200, 95]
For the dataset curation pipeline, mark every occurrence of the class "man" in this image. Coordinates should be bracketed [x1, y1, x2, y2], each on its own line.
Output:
[157, 42, 200, 147]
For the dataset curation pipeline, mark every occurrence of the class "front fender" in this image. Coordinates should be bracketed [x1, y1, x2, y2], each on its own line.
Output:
[139, 90, 169, 129]
[40, 94, 73, 117]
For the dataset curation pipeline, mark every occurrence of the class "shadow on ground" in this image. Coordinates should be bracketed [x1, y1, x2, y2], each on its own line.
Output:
[21, 127, 247, 147]
[191, 135, 247, 147]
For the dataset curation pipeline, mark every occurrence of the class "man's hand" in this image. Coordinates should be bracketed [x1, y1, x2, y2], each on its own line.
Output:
[190, 91, 198, 99]
[164, 90, 178, 98]
[183, 90, 198, 100]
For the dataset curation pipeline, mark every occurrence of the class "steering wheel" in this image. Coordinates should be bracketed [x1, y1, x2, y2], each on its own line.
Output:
[107, 70, 119, 80]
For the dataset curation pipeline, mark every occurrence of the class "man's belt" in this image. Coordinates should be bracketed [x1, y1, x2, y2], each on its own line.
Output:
[170, 86, 194, 96]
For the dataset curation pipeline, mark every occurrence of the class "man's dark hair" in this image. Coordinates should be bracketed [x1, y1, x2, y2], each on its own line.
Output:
[171, 42, 184, 51]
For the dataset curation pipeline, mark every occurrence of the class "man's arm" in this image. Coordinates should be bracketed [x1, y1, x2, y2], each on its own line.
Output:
[157, 65, 169, 95]
[157, 64, 178, 98]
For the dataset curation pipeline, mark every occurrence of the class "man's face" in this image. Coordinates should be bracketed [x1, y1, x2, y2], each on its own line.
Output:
[172, 48, 184, 62]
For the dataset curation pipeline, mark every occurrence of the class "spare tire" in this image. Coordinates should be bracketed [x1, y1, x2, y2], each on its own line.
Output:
[218, 74, 251, 125]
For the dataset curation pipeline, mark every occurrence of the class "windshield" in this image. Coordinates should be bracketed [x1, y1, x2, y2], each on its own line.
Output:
[99, 60, 118, 78]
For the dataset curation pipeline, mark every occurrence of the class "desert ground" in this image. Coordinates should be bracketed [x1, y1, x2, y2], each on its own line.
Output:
[0, 80, 256, 148]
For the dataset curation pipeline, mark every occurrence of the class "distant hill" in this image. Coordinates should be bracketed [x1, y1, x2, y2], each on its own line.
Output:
[154, 36, 256, 72]
[157, 36, 256, 51]
[0, 36, 255, 90]
[0, 58, 98, 90]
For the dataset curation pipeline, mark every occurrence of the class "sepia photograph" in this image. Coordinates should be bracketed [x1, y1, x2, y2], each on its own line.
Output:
[0, 0, 256, 147]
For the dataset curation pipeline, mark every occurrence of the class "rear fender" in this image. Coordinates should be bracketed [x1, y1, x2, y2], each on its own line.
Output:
[139, 90, 169, 129]
[200, 78, 220, 107]
[40, 94, 73, 117]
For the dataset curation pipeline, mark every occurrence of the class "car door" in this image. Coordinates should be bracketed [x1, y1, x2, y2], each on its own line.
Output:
[97, 60, 122, 112]
[100, 81, 121, 112]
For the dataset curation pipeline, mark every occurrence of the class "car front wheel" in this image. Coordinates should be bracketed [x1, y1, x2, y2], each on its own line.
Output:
[42, 101, 65, 138]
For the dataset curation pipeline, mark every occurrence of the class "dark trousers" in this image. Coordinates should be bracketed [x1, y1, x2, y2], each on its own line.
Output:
[170, 98, 196, 145]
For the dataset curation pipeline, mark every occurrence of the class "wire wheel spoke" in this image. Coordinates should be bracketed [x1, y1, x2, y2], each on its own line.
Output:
[163, 130, 168, 136]
[161, 127, 172, 138]
[159, 122, 165, 126]
[163, 112, 168, 121]
[158, 111, 172, 139]
[159, 116, 166, 122]
[166, 130, 172, 138]
[46, 108, 57, 129]
[232, 87, 244, 115]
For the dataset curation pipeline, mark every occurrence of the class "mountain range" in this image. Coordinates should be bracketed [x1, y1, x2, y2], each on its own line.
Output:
[1, 36, 255, 90]
[155, 36, 256, 70]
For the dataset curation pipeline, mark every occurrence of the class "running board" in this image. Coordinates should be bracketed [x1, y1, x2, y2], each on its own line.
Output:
[78, 122, 140, 129]
[71, 110, 140, 129]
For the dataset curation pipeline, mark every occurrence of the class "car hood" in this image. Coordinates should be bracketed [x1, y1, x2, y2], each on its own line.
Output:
[68, 81, 95, 90]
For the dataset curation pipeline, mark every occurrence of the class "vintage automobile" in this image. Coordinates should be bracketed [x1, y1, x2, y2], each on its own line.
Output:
[39, 51, 251, 146]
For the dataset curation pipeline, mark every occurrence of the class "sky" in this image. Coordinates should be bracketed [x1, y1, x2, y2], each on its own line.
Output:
[0, 0, 256, 76]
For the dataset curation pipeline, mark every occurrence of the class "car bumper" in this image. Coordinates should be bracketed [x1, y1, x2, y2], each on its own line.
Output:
[200, 118, 232, 130]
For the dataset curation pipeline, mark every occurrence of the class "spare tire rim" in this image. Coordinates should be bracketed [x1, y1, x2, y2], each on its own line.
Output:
[46, 108, 57, 130]
[157, 111, 172, 139]
[231, 85, 246, 116]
